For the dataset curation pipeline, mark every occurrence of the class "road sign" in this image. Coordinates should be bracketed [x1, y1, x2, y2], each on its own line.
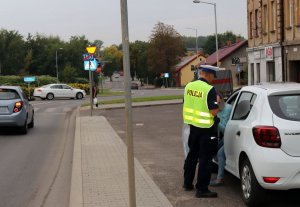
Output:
[232, 57, 240, 65]
[83, 53, 94, 61]
[86, 46, 96, 54]
[84, 59, 97, 71]
[24, 76, 36, 83]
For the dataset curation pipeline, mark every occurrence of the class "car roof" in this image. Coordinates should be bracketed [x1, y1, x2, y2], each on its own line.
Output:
[0, 85, 21, 90]
[242, 82, 300, 93]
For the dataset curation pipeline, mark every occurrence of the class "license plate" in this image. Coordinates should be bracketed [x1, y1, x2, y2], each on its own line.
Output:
[0, 106, 8, 113]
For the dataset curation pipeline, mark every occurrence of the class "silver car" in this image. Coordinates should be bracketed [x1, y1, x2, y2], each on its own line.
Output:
[0, 86, 34, 134]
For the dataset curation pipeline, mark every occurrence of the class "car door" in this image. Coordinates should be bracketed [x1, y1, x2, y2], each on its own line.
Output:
[224, 91, 257, 177]
[50, 84, 63, 97]
[61, 84, 74, 98]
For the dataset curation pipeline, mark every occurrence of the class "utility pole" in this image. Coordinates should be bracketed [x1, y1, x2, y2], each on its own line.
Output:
[120, 1, 136, 207]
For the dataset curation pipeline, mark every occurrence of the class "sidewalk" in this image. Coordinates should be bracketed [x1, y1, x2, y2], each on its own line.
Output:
[69, 101, 181, 207]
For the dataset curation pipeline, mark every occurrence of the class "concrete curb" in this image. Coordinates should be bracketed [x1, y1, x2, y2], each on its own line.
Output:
[69, 117, 83, 207]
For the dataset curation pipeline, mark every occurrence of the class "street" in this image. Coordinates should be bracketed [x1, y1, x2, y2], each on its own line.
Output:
[81, 104, 300, 207]
[0, 99, 82, 207]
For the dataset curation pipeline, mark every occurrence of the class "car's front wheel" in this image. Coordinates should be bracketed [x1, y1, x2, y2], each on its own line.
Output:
[46, 93, 54, 100]
[76, 92, 83, 99]
[240, 158, 265, 207]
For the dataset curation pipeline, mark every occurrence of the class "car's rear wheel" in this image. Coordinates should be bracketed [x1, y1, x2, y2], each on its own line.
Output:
[20, 119, 28, 135]
[76, 92, 83, 99]
[240, 158, 265, 207]
[46, 93, 54, 100]
[28, 115, 34, 128]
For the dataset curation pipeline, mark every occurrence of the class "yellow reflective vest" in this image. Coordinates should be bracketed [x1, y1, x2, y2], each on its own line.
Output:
[183, 80, 215, 128]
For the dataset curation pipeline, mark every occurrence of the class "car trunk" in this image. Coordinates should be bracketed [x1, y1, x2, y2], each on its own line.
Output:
[273, 116, 300, 157]
[0, 100, 17, 115]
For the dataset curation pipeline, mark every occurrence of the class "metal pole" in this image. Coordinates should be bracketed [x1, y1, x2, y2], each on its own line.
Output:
[214, 3, 219, 66]
[56, 50, 58, 83]
[120, 1, 136, 207]
[89, 60, 93, 117]
[196, 29, 198, 56]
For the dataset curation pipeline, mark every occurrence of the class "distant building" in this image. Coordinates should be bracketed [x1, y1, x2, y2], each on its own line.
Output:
[247, 0, 300, 84]
[199, 40, 248, 87]
[173, 53, 206, 86]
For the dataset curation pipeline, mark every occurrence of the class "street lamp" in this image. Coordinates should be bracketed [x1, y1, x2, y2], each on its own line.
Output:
[56, 48, 63, 83]
[186, 27, 198, 56]
[193, 0, 219, 66]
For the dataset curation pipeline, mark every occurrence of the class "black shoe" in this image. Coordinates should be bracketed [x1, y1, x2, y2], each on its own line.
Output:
[182, 184, 194, 191]
[195, 190, 218, 198]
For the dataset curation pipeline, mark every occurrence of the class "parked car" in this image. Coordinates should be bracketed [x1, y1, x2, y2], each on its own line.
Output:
[33, 84, 86, 100]
[131, 82, 138, 90]
[223, 83, 300, 206]
[0, 86, 34, 134]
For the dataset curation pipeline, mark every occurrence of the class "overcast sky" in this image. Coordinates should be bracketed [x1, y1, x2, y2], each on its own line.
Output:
[0, 0, 247, 46]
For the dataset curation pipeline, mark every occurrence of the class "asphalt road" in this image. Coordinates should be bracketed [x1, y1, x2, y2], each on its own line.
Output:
[82, 104, 300, 207]
[0, 99, 83, 207]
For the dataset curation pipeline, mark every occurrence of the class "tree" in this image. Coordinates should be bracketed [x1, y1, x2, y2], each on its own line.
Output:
[203, 31, 244, 55]
[129, 41, 149, 81]
[0, 29, 26, 75]
[102, 45, 123, 80]
[148, 22, 185, 75]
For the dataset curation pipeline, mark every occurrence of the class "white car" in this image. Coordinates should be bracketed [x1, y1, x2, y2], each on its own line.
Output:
[33, 84, 86, 100]
[223, 83, 300, 206]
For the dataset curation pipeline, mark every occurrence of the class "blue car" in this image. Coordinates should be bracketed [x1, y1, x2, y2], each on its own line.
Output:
[0, 86, 34, 134]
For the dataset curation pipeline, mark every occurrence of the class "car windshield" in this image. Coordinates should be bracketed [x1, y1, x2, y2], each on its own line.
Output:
[269, 94, 300, 121]
[0, 89, 20, 100]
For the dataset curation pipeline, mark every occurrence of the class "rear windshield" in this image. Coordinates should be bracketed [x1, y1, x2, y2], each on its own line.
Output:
[269, 94, 300, 121]
[0, 89, 21, 100]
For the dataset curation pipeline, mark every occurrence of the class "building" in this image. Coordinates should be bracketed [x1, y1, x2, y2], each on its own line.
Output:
[199, 40, 248, 87]
[247, 0, 300, 85]
[173, 53, 206, 87]
[283, 0, 300, 82]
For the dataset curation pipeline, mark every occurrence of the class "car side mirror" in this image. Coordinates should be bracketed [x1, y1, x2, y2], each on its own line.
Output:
[233, 100, 251, 120]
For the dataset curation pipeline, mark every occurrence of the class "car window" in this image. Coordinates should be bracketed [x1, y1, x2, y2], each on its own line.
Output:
[50, 85, 62, 89]
[232, 91, 257, 120]
[226, 90, 239, 105]
[0, 89, 21, 100]
[269, 94, 300, 121]
[62, 85, 71, 89]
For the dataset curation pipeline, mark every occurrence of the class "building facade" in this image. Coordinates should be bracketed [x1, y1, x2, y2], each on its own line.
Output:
[247, 0, 300, 84]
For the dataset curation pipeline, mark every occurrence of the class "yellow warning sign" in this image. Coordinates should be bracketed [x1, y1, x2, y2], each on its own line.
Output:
[86, 46, 96, 54]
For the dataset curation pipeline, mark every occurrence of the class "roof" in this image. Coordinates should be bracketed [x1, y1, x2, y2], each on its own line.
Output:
[243, 82, 300, 92]
[200, 40, 248, 66]
[174, 53, 204, 73]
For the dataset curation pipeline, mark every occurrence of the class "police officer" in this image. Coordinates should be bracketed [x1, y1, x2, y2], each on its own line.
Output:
[182, 65, 220, 198]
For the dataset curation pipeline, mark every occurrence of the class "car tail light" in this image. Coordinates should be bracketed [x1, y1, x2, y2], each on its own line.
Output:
[263, 177, 280, 183]
[252, 126, 281, 148]
[13, 101, 23, 113]
[36, 88, 42, 92]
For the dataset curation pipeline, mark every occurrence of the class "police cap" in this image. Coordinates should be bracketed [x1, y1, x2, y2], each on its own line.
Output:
[200, 65, 219, 78]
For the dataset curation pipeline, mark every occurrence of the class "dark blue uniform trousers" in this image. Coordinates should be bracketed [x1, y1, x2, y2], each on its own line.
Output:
[184, 125, 217, 191]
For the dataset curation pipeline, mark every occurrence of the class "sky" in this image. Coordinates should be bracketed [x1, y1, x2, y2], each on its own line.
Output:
[0, 0, 247, 46]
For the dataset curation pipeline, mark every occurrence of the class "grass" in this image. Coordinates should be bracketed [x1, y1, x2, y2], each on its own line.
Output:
[82, 94, 183, 106]
[97, 88, 124, 96]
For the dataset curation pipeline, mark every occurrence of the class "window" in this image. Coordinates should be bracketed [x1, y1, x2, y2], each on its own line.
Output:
[296, 0, 300, 25]
[62, 85, 72, 89]
[0, 89, 20, 100]
[255, 9, 259, 36]
[249, 12, 253, 38]
[270, 1, 276, 31]
[269, 94, 300, 121]
[286, 0, 294, 28]
[256, 63, 261, 83]
[50, 85, 62, 89]
[232, 92, 257, 120]
[263, 4, 268, 33]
